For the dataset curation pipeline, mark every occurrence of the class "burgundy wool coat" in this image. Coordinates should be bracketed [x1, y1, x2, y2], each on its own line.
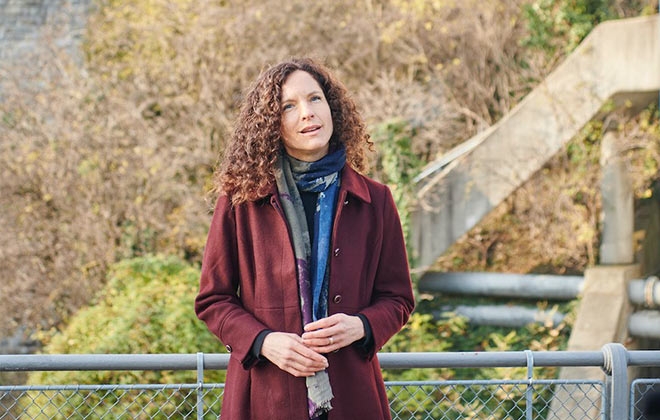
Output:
[195, 165, 415, 420]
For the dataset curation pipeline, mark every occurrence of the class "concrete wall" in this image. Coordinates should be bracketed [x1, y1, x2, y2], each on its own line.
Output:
[0, 0, 91, 64]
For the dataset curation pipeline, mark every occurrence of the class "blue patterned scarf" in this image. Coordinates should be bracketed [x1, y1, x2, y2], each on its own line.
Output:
[274, 147, 345, 419]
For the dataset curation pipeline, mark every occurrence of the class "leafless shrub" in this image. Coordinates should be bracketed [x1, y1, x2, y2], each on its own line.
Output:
[0, 43, 212, 335]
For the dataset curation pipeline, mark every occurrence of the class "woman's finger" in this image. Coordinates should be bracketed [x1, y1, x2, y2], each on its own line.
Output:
[261, 332, 328, 377]
[302, 314, 365, 352]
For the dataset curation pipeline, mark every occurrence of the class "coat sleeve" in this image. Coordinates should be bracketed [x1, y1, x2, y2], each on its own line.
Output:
[194, 195, 269, 369]
[358, 186, 415, 359]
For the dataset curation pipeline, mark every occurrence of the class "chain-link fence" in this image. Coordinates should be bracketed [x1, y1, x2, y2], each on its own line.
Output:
[1, 344, 659, 419]
[0, 384, 224, 419]
[0, 380, 602, 419]
[387, 379, 603, 420]
[631, 378, 660, 420]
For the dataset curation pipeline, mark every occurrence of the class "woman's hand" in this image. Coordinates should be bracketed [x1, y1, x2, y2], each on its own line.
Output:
[301, 313, 365, 353]
[260, 332, 328, 377]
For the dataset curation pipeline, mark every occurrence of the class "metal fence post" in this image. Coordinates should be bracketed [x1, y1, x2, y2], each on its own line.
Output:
[524, 350, 534, 420]
[197, 352, 204, 420]
[602, 343, 629, 420]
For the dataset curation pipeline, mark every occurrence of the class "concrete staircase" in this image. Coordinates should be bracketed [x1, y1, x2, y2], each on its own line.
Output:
[411, 15, 660, 270]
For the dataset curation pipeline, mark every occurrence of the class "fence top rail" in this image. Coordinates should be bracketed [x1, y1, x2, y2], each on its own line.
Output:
[381, 349, 660, 368]
[1, 346, 659, 372]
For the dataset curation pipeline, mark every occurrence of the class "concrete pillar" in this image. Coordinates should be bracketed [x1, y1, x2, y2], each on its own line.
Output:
[547, 264, 640, 420]
[549, 129, 650, 418]
[599, 129, 634, 264]
[568, 265, 639, 350]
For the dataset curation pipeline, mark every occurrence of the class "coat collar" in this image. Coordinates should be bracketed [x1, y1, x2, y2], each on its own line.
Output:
[339, 165, 372, 204]
[265, 165, 372, 204]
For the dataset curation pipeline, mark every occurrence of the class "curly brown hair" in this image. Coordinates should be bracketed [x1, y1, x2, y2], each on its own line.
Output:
[215, 57, 372, 205]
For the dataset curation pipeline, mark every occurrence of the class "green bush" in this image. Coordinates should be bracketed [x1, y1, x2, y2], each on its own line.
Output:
[34, 255, 224, 376]
[381, 305, 573, 419]
[24, 255, 224, 418]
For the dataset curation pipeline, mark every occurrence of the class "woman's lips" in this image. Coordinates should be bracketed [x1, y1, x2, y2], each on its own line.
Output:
[300, 125, 321, 134]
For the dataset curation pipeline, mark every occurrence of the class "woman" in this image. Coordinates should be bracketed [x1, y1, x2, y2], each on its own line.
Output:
[195, 57, 415, 420]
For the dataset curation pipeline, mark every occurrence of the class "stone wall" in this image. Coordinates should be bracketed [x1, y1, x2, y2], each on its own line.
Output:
[0, 0, 92, 64]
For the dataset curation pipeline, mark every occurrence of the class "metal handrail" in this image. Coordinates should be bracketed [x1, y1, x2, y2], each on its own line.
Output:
[2, 346, 660, 372]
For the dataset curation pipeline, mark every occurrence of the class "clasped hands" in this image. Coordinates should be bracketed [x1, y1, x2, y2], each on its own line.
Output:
[260, 313, 364, 377]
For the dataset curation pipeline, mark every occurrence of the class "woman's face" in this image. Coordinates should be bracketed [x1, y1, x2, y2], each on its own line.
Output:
[279, 70, 334, 162]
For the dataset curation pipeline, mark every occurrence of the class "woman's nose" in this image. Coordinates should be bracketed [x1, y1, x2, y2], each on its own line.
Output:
[300, 103, 314, 120]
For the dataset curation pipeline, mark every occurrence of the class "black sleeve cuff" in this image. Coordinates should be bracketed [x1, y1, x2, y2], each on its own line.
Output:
[251, 329, 273, 361]
[355, 314, 374, 352]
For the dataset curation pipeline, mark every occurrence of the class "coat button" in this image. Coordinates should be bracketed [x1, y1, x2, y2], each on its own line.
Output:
[333, 295, 343, 304]
[344, 199, 349, 205]
[225, 344, 232, 352]
[333, 248, 340, 257]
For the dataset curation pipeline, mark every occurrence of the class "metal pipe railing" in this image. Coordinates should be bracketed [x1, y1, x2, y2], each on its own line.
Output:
[3, 346, 660, 372]
[628, 276, 660, 308]
[418, 271, 584, 300]
[628, 310, 660, 339]
[433, 304, 566, 328]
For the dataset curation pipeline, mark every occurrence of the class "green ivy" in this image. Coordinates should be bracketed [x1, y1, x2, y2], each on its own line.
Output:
[372, 118, 424, 267]
[522, 0, 615, 54]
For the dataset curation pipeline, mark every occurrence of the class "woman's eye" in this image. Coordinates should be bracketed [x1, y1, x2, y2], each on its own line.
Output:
[282, 103, 294, 111]
[311, 95, 322, 102]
